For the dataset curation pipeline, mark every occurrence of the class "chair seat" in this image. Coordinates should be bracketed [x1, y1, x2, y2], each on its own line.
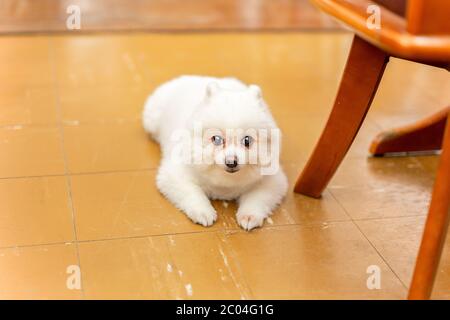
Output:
[310, 0, 450, 63]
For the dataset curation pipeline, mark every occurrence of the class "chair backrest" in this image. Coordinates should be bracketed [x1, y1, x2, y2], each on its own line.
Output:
[405, 0, 450, 35]
[310, 0, 450, 64]
[373, 0, 407, 17]
[373, 0, 450, 35]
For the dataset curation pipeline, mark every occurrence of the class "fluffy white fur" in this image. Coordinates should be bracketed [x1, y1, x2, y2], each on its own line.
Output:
[143, 75, 288, 231]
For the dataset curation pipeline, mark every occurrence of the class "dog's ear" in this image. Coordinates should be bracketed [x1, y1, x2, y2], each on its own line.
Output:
[205, 82, 220, 99]
[248, 84, 262, 100]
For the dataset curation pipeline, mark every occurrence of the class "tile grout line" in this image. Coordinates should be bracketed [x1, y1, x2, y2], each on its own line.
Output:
[0, 218, 353, 251]
[74, 219, 352, 243]
[351, 213, 427, 223]
[0, 167, 158, 181]
[327, 188, 409, 291]
[48, 37, 85, 298]
[0, 118, 143, 129]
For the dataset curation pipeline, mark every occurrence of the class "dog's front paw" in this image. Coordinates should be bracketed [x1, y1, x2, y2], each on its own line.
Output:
[187, 206, 217, 227]
[237, 213, 265, 231]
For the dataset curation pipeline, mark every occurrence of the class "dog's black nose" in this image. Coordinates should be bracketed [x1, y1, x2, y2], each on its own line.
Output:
[225, 157, 238, 169]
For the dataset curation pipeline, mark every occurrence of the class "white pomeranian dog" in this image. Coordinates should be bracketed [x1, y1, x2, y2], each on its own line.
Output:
[142, 75, 288, 231]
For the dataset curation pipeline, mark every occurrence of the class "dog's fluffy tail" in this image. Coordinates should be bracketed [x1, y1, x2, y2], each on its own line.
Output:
[142, 90, 163, 143]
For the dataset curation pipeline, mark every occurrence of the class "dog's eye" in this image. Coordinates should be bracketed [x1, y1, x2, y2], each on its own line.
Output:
[211, 135, 224, 146]
[241, 136, 253, 148]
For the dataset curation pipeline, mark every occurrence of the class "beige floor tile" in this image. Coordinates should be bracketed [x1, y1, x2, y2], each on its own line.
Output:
[219, 189, 348, 230]
[63, 121, 160, 173]
[357, 216, 450, 299]
[0, 125, 65, 178]
[0, 85, 58, 126]
[138, 32, 351, 83]
[79, 222, 407, 300]
[0, 176, 74, 247]
[52, 33, 352, 89]
[414, 155, 440, 177]
[330, 156, 435, 188]
[0, 36, 50, 62]
[71, 170, 227, 241]
[80, 223, 405, 299]
[70, 164, 343, 241]
[275, 188, 349, 224]
[329, 157, 435, 220]
[267, 79, 340, 119]
[52, 35, 149, 88]
[220, 162, 350, 229]
[59, 86, 149, 123]
[166, 232, 252, 299]
[0, 243, 82, 299]
[223, 222, 406, 299]
[79, 233, 249, 299]
[370, 58, 450, 129]
[280, 115, 381, 162]
[0, 37, 53, 87]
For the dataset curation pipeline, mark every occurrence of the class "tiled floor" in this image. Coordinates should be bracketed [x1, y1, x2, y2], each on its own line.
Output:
[0, 0, 339, 34]
[0, 32, 449, 299]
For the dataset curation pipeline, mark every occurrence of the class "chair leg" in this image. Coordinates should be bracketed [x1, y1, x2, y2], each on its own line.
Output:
[294, 35, 389, 198]
[408, 114, 450, 300]
[370, 106, 449, 156]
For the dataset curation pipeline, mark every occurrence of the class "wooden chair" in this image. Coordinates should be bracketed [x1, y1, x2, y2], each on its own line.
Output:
[294, 0, 450, 299]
